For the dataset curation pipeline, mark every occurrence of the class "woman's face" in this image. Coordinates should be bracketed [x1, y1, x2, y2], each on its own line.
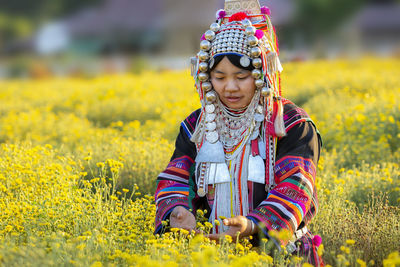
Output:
[210, 56, 256, 109]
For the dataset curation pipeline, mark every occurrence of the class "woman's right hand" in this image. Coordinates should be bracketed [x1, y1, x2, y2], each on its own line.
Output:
[170, 206, 196, 231]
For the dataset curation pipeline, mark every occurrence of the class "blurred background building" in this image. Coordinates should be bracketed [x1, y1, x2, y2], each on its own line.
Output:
[0, 0, 399, 77]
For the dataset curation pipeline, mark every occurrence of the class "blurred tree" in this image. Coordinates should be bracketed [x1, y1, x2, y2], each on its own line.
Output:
[293, 0, 367, 41]
[0, 0, 103, 41]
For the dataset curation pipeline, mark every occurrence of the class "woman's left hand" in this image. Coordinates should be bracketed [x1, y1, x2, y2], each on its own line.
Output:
[207, 216, 257, 240]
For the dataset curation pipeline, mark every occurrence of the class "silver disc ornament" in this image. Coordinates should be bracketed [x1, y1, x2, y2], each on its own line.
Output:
[240, 56, 250, 67]
[206, 131, 219, 143]
[205, 104, 215, 113]
[206, 122, 217, 131]
[205, 112, 216, 122]
[255, 113, 264, 122]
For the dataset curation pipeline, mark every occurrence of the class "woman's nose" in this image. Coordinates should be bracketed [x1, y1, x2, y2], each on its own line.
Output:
[225, 79, 239, 92]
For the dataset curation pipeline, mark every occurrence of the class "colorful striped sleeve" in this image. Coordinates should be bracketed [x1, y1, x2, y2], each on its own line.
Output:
[154, 110, 200, 235]
[247, 101, 322, 245]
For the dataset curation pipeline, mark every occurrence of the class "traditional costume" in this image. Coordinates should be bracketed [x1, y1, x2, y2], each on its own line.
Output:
[154, 0, 323, 265]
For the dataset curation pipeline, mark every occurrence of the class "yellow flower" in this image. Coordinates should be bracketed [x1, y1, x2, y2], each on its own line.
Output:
[356, 259, 366, 267]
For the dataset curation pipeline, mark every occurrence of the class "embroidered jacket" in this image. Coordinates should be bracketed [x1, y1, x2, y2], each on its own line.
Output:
[154, 99, 322, 241]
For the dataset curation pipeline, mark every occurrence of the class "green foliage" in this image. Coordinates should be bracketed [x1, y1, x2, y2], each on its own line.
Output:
[293, 0, 366, 40]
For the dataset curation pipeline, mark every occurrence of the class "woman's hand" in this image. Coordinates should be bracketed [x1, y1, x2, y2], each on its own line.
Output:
[207, 215, 257, 240]
[170, 206, 196, 231]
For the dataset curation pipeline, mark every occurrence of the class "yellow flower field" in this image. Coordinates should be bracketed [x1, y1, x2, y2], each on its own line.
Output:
[0, 58, 399, 266]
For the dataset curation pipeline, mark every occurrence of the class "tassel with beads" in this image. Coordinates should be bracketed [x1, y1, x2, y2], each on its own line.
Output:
[274, 97, 286, 137]
[266, 52, 277, 75]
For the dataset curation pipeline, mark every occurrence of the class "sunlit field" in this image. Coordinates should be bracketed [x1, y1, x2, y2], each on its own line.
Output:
[0, 58, 399, 266]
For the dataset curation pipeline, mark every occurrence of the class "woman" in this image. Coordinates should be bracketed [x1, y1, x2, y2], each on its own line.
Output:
[154, 1, 323, 265]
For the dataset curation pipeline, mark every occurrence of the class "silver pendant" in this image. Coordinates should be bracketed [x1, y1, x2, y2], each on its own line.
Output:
[255, 113, 264, 122]
[206, 131, 219, 143]
[209, 57, 215, 69]
[197, 188, 206, 197]
[206, 122, 217, 131]
[205, 113, 216, 122]
[205, 104, 215, 113]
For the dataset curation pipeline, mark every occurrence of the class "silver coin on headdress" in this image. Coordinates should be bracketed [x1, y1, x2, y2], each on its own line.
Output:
[240, 56, 250, 67]
[209, 57, 215, 69]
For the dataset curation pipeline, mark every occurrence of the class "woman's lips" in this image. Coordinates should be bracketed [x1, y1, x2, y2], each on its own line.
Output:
[225, 96, 242, 102]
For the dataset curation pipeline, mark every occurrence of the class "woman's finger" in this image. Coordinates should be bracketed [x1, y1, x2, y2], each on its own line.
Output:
[223, 217, 240, 226]
[207, 233, 221, 240]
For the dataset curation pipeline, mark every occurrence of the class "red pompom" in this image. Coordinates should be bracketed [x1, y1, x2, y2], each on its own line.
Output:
[312, 235, 322, 247]
[229, 12, 249, 22]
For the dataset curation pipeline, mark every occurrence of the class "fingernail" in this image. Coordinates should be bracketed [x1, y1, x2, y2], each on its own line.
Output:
[223, 219, 228, 225]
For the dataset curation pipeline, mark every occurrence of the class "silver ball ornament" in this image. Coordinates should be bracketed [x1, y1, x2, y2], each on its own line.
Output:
[210, 22, 221, 32]
[241, 19, 252, 28]
[247, 36, 258, 46]
[250, 47, 262, 58]
[198, 72, 209, 82]
[205, 30, 216, 41]
[205, 91, 217, 102]
[252, 58, 262, 68]
[198, 62, 208, 72]
[255, 79, 265, 88]
[202, 81, 212, 92]
[261, 87, 272, 97]
[198, 51, 209, 61]
[245, 26, 256, 36]
[251, 69, 262, 79]
[200, 40, 211, 51]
